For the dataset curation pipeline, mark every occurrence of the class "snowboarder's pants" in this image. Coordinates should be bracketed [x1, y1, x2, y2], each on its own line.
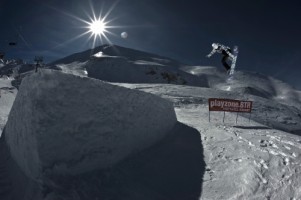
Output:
[222, 56, 231, 71]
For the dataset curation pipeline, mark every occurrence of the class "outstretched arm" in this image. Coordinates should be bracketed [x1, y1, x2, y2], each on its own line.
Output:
[206, 49, 216, 58]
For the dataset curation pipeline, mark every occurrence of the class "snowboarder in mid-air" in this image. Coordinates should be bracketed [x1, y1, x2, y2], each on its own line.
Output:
[206, 43, 235, 73]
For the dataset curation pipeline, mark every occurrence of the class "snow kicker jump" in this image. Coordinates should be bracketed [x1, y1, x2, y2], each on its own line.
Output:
[206, 43, 239, 75]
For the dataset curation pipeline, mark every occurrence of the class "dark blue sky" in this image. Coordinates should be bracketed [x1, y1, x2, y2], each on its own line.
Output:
[0, 0, 300, 89]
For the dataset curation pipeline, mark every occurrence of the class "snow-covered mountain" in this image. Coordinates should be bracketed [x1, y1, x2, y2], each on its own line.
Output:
[50, 45, 208, 87]
[0, 45, 301, 200]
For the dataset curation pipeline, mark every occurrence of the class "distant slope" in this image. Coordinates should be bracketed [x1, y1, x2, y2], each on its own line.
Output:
[50, 44, 181, 67]
[181, 66, 301, 107]
[50, 44, 209, 87]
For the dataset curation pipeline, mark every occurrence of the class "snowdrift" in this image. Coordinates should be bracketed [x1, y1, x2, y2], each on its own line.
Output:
[4, 69, 177, 183]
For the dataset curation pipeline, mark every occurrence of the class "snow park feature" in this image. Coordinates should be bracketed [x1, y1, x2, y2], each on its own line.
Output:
[0, 78, 17, 136]
[0, 45, 301, 199]
[4, 69, 177, 182]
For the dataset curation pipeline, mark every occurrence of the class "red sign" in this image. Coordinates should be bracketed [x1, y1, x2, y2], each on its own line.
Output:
[208, 98, 253, 113]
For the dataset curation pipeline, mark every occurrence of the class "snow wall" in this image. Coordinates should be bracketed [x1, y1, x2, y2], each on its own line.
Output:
[4, 69, 177, 183]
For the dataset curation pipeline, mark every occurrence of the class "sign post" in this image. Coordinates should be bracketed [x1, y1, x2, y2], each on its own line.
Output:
[208, 98, 253, 123]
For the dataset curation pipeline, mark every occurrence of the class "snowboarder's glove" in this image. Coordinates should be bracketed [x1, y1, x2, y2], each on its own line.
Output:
[207, 49, 216, 58]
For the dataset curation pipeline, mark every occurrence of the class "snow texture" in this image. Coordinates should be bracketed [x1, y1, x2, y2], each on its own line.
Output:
[118, 82, 301, 200]
[4, 69, 177, 183]
[1, 45, 301, 199]
[52, 45, 208, 87]
[0, 78, 17, 136]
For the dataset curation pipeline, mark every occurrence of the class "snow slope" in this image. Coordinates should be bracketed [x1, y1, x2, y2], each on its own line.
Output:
[51, 45, 209, 87]
[4, 69, 177, 184]
[0, 133, 41, 200]
[116, 82, 301, 200]
[0, 45, 301, 199]
[50, 44, 181, 67]
[0, 77, 17, 136]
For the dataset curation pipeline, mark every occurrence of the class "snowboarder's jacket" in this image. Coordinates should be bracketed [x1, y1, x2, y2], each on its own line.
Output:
[207, 43, 235, 60]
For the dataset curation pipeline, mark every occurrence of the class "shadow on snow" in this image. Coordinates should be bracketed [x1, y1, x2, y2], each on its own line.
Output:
[113, 122, 206, 200]
[0, 122, 205, 200]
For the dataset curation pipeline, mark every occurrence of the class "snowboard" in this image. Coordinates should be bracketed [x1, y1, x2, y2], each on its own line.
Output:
[229, 46, 239, 76]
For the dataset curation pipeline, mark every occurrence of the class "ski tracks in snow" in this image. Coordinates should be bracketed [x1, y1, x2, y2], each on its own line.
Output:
[171, 96, 301, 200]
[89, 83, 301, 199]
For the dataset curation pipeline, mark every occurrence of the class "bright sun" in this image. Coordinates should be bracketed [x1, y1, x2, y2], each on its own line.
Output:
[57, 1, 120, 48]
[89, 19, 107, 36]
[82, 15, 112, 47]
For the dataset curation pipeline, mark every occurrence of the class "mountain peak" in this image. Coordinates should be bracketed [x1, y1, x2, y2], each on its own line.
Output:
[50, 44, 180, 66]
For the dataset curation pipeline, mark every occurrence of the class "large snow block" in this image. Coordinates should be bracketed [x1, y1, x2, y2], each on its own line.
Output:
[4, 69, 177, 182]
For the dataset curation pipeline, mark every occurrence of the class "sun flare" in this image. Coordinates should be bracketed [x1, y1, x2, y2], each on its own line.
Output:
[82, 14, 112, 48]
[53, 1, 122, 49]
[88, 19, 107, 36]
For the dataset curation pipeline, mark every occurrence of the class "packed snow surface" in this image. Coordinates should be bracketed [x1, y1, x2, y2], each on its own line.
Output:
[117, 82, 301, 200]
[1, 45, 301, 199]
[0, 78, 17, 136]
[52, 45, 208, 87]
[4, 69, 177, 183]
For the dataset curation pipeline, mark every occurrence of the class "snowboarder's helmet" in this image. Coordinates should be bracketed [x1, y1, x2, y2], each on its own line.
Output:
[212, 43, 218, 49]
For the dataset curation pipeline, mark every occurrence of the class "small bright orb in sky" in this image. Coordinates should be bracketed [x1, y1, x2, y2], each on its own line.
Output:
[121, 31, 128, 39]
